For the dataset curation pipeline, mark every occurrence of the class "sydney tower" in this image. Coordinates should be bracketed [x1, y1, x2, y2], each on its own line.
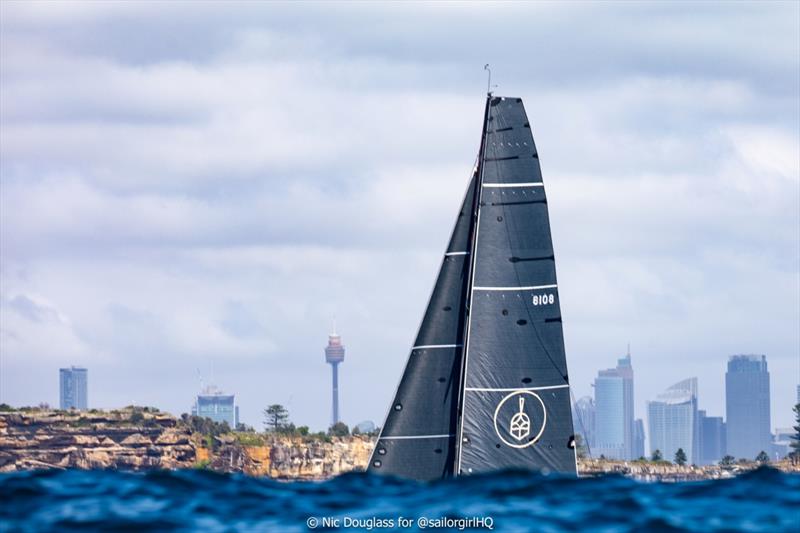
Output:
[324, 326, 345, 426]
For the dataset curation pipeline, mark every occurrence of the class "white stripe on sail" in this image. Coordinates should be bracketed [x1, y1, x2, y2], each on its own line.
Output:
[380, 434, 455, 440]
[482, 182, 544, 188]
[465, 384, 570, 392]
[444, 251, 470, 256]
[411, 344, 463, 350]
[472, 284, 557, 291]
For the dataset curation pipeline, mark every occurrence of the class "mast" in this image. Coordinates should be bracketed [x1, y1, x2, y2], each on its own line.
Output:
[453, 92, 492, 470]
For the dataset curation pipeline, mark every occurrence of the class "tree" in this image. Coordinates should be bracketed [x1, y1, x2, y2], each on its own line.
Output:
[651, 449, 663, 462]
[574, 434, 588, 459]
[755, 450, 770, 464]
[263, 404, 289, 432]
[277, 422, 296, 435]
[791, 403, 800, 466]
[720, 455, 735, 466]
[674, 448, 687, 466]
[181, 414, 230, 437]
[329, 421, 349, 437]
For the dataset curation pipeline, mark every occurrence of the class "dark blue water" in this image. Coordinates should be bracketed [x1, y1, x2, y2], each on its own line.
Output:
[1, 468, 798, 532]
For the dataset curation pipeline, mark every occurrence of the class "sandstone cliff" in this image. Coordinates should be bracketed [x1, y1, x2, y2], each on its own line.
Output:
[0, 409, 374, 479]
[0, 409, 195, 471]
[201, 435, 374, 479]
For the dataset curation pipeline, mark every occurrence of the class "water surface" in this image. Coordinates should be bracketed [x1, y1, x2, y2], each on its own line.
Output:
[1, 467, 797, 532]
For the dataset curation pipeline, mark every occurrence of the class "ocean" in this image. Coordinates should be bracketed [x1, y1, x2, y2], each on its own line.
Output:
[1, 467, 798, 532]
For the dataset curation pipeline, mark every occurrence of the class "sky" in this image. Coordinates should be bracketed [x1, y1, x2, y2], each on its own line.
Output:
[1, 1, 798, 440]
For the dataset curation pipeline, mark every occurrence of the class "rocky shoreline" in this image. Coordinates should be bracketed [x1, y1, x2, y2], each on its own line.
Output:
[1, 409, 797, 481]
[0, 408, 374, 479]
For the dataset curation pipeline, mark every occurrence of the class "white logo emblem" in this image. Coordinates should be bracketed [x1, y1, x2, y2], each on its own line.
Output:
[493, 390, 547, 449]
[509, 397, 531, 441]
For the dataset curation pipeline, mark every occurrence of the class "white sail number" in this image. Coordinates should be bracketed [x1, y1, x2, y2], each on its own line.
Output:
[532, 293, 555, 306]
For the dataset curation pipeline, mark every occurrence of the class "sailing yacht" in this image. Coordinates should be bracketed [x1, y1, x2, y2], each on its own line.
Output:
[368, 93, 577, 480]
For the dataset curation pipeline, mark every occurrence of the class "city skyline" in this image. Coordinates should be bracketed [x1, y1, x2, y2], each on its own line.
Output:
[1, 2, 798, 432]
[37, 349, 797, 446]
[575, 354, 791, 462]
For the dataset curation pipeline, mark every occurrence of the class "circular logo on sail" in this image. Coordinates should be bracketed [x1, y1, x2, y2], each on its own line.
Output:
[493, 390, 546, 449]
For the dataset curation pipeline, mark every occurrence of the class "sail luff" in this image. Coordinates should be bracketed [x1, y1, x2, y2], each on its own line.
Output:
[454, 94, 492, 473]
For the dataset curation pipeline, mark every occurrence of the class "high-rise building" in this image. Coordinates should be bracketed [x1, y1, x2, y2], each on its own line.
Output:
[59, 367, 88, 410]
[572, 396, 596, 452]
[192, 385, 238, 428]
[725, 355, 771, 460]
[325, 326, 345, 426]
[633, 418, 645, 459]
[647, 378, 698, 465]
[593, 352, 635, 460]
[698, 410, 726, 465]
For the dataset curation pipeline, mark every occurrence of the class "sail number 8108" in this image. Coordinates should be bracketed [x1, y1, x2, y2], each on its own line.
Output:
[532, 293, 555, 306]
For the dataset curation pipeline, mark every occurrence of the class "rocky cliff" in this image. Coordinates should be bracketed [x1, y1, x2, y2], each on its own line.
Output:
[200, 435, 374, 479]
[0, 409, 374, 479]
[0, 410, 195, 471]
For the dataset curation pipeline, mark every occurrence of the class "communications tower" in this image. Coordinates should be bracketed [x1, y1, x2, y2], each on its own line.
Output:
[324, 322, 345, 426]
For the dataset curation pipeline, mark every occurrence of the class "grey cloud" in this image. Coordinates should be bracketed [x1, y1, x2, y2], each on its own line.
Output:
[7, 294, 64, 324]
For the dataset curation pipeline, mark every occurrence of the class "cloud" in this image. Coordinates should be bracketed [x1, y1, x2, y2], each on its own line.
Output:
[7, 293, 67, 324]
[1, 1, 798, 432]
[1, 293, 90, 363]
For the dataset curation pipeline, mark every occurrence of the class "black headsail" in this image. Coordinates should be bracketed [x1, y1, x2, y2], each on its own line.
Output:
[456, 95, 577, 475]
[367, 172, 479, 480]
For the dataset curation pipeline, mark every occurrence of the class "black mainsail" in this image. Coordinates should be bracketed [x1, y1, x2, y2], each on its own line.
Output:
[369, 95, 576, 480]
